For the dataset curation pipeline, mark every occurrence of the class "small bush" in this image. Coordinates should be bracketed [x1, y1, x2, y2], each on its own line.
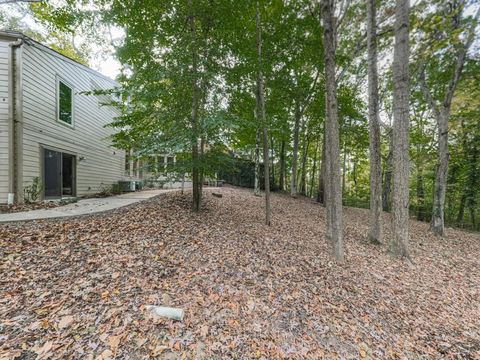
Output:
[111, 183, 123, 195]
[23, 177, 42, 203]
[97, 183, 123, 197]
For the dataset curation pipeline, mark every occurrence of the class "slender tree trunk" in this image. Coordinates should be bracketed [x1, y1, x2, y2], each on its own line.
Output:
[254, 127, 261, 196]
[309, 140, 319, 198]
[270, 137, 275, 189]
[317, 128, 326, 204]
[291, 100, 301, 197]
[416, 166, 425, 221]
[457, 193, 466, 225]
[189, 3, 201, 212]
[391, 0, 410, 259]
[367, 0, 383, 244]
[469, 206, 476, 228]
[279, 139, 286, 191]
[342, 151, 346, 195]
[321, 0, 344, 262]
[199, 136, 204, 202]
[256, 2, 271, 226]
[466, 140, 478, 228]
[300, 133, 310, 195]
[382, 130, 393, 211]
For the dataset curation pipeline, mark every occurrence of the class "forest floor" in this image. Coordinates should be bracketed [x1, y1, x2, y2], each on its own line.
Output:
[1, 186, 479, 359]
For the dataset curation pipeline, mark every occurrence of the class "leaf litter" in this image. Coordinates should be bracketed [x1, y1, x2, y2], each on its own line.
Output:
[0, 186, 479, 359]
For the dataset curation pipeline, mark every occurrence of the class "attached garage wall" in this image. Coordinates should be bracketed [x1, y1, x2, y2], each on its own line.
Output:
[19, 43, 125, 199]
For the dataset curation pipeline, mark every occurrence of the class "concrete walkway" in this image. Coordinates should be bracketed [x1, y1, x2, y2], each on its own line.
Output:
[0, 189, 175, 223]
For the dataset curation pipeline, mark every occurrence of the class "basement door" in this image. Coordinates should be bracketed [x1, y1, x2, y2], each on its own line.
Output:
[44, 149, 76, 199]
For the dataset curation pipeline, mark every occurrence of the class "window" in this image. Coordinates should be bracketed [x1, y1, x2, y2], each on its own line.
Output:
[58, 80, 73, 125]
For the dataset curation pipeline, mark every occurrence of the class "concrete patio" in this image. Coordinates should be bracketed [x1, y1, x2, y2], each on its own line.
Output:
[0, 189, 175, 223]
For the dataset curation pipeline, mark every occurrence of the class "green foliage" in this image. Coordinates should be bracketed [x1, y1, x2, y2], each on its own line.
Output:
[23, 177, 42, 204]
[27, 0, 480, 230]
[97, 183, 123, 197]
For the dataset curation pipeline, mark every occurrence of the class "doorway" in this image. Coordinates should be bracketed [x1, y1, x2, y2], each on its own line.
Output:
[43, 149, 76, 199]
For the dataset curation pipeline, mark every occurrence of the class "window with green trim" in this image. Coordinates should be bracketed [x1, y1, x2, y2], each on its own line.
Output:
[58, 81, 73, 125]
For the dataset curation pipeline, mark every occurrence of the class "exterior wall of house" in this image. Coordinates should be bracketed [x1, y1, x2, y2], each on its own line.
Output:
[0, 34, 125, 204]
[0, 39, 11, 203]
[20, 43, 125, 200]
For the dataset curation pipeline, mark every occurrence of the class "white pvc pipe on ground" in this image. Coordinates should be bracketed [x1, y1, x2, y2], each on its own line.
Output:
[145, 305, 184, 321]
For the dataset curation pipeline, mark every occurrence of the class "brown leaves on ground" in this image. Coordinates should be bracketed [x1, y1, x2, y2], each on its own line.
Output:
[0, 186, 479, 359]
[0, 201, 62, 214]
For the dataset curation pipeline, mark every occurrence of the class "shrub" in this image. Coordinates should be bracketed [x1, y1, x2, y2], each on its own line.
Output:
[23, 177, 42, 203]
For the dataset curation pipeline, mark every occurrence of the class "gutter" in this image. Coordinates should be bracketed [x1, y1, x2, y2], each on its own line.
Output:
[7, 38, 23, 204]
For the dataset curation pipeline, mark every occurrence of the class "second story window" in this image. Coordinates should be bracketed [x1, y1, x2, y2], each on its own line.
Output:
[58, 80, 73, 125]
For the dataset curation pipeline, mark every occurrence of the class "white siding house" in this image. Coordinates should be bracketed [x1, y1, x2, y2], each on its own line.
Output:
[0, 30, 125, 204]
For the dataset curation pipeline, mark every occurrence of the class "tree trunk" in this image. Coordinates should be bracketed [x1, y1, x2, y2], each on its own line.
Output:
[199, 136, 204, 203]
[254, 127, 261, 196]
[291, 100, 301, 197]
[382, 130, 393, 212]
[309, 140, 319, 198]
[321, 0, 344, 262]
[416, 167, 425, 221]
[270, 137, 275, 189]
[457, 193, 466, 225]
[431, 110, 449, 236]
[317, 127, 326, 204]
[279, 139, 286, 191]
[421, 7, 479, 236]
[342, 151, 346, 195]
[367, 0, 382, 244]
[256, 2, 271, 226]
[189, 3, 201, 212]
[300, 133, 310, 195]
[391, 0, 410, 259]
[465, 139, 479, 228]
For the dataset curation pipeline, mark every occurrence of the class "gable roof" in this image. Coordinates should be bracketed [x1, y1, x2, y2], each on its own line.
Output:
[0, 29, 118, 86]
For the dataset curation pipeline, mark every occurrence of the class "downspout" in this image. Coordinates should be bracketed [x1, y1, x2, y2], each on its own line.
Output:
[8, 39, 23, 204]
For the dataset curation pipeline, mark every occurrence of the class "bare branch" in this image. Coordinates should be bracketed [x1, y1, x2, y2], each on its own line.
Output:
[419, 63, 441, 120]
[443, 5, 480, 109]
[299, 70, 321, 116]
[336, 0, 352, 31]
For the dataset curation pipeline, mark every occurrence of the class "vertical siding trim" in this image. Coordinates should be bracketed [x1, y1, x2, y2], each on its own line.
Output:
[8, 39, 23, 203]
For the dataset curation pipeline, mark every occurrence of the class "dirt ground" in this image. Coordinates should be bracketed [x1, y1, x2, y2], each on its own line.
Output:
[1, 186, 479, 359]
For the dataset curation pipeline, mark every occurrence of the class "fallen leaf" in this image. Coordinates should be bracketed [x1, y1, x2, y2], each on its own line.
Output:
[109, 335, 122, 352]
[58, 315, 74, 329]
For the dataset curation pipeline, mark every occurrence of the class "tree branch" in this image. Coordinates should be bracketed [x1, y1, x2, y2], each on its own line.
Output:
[336, 0, 352, 31]
[443, 5, 479, 109]
[419, 63, 441, 120]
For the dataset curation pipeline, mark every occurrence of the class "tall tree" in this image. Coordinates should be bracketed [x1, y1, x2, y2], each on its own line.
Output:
[256, 2, 271, 226]
[254, 127, 261, 196]
[321, 0, 344, 262]
[391, 0, 411, 259]
[291, 99, 301, 197]
[189, 0, 201, 212]
[366, 0, 382, 244]
[418, 1, 480, 236]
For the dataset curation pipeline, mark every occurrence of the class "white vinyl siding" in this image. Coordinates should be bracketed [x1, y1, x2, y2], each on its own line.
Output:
[18, 42, 124, 198]
[0, 40, 10, 203]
